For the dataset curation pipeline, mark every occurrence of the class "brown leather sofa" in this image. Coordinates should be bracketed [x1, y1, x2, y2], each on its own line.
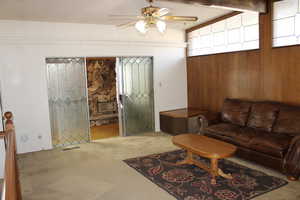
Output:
[199, 98, 300, 180]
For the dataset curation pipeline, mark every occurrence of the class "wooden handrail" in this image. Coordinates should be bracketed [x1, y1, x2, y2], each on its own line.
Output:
[0, 132, 5, 139]
[2, 112, 22, 200]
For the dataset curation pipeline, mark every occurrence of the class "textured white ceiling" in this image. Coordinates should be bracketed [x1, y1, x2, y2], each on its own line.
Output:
[0, 0, 231, 29]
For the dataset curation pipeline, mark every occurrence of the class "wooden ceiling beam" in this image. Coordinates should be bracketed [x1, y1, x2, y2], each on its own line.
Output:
[186, 11, 241, 33]
[157, 0, 268, 13]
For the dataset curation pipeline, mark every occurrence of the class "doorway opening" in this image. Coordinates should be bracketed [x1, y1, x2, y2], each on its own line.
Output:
[86, 57, 119, 140]
[46, 56, 155, 147]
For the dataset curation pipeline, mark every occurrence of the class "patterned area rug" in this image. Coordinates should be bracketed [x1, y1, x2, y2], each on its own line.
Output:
[124, 150, 288, 200]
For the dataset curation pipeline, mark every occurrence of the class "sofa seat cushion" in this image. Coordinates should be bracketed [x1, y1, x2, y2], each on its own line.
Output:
[204, 123, 254, 148]
[249, 133, 292, 158]
[204, 123, 240, 138]
[221, 98, 252, 126]
[247, 102, 280, 132]
[273, 106, 300, 136]
[204, 123, 292, 158]
[234, 127, 258, 144]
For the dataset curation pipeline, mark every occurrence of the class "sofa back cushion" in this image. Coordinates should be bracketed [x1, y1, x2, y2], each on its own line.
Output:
[221, 99, 252, 126]
[247, 102, 280, 132]
[273, 106, 300, 136]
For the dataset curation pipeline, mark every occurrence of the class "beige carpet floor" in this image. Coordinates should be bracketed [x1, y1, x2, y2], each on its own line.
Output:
[18, 133, 300, 200]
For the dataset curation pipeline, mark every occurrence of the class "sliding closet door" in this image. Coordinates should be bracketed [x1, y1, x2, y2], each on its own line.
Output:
[46, 58, 90, 147]
[118, 57, 155, 136]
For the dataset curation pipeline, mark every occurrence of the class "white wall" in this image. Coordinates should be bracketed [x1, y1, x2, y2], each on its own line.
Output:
[0, 138, 4, 178]
[0, 20, 187, 154]
[0, 83, 4, 179]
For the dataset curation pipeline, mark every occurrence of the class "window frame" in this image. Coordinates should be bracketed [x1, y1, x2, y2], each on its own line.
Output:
[186, 11, 260, 57]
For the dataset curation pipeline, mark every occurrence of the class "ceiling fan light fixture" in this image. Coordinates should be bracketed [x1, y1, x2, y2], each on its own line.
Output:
[156, 20, 166, 33]
[135, 20, 148, 34]
[116, 0, 198, 34]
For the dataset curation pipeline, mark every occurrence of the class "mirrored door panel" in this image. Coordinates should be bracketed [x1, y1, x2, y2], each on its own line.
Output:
[118, 57, 155, 136]
[46, 58, 90, 147]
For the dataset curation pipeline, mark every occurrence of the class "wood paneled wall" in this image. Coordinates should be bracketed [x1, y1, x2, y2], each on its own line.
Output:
[187, 46, 300, 112]
[187, 3, 300, 112]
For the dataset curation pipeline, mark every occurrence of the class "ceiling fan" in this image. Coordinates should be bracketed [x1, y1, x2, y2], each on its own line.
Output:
[112, 0, 198, 34]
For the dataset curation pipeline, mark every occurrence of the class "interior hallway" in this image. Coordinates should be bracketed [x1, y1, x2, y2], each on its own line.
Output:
[18, 133, 300, 200]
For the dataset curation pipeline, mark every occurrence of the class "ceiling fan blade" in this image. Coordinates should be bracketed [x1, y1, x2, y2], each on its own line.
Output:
[153, 8, 170, 17]
[161, 16, 198, 22]
[117, 21, 137, 28]
[109, 15, 144, 20]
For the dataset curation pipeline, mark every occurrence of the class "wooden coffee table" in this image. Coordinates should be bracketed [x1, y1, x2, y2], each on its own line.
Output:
[172, 134, 237, 184]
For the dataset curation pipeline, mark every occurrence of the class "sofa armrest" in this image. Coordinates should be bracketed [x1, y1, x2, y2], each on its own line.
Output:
[198, 112, 221, 132]
[283, 135, 300, 180]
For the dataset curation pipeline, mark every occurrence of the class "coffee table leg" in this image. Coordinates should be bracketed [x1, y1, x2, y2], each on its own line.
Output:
[218, 168, 233, 180]
[210, 158, 219, 185]
[210, 158, 233, 184]
[177, 151, 233, 185]
[176, 151, 193, 165]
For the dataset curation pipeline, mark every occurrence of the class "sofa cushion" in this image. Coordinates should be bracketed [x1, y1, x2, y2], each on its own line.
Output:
[204, 123, 240, 138]
[249, 132, 292, 158]
[234, 127, 258, 144]
[247, 102, 280, 132]
[204, 132, 240, 147]
[273, 106, 300, 136]
[204, 122, 291, 158]
[203, 123, 238, 145]
[204, 123, 256, 148]
[221, 99, 252, 126]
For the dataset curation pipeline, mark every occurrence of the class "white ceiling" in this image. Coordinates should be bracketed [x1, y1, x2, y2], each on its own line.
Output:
[0, 0, 231, 29]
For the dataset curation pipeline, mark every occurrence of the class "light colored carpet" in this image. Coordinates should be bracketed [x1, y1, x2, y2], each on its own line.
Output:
[18, 133, 300, 200]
